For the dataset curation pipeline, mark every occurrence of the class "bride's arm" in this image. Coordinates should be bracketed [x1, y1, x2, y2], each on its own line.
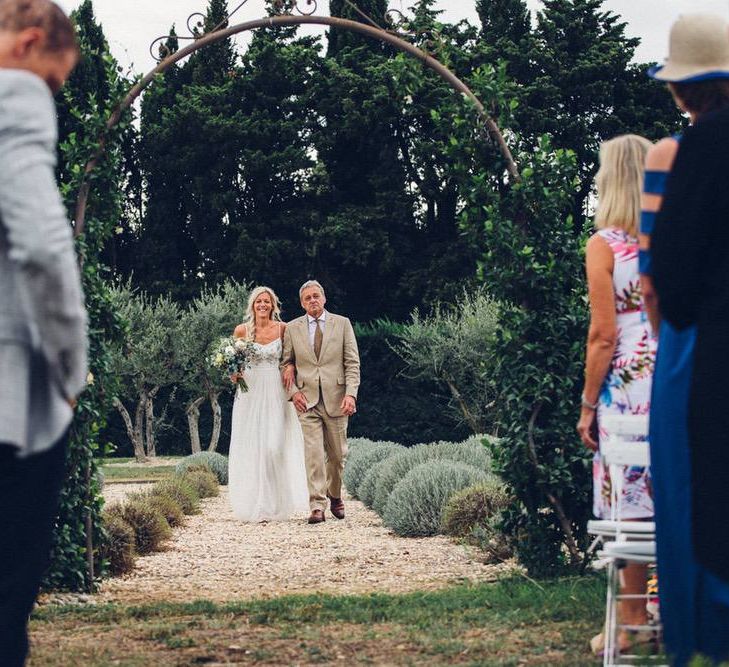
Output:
[280, 324, 297, 393]
[231, 324, 247, 383]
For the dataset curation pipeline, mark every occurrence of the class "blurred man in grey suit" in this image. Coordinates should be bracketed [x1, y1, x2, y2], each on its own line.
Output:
[0, 2, 83, 664]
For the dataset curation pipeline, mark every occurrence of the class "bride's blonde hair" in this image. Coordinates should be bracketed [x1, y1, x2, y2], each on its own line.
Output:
[243, 286, 282, 341]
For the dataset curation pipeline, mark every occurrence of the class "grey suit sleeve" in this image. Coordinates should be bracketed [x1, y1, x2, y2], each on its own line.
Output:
[0, 73, 88, 400]
[343, 317, 360, 399]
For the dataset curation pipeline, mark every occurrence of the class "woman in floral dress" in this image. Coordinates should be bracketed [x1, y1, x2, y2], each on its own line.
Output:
[576, 134, 657, 654]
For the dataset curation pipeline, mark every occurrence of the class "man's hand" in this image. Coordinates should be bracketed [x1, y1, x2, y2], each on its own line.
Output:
[293, 392, 308, 413]
[282, 364, 296, 391]
[341, 395, 357, 417]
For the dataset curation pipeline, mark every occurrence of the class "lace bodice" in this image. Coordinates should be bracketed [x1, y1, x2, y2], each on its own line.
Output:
[248, 338, 282, 369]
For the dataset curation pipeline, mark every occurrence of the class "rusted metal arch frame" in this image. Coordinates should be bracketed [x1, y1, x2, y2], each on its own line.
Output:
[73, 13, 519, 237]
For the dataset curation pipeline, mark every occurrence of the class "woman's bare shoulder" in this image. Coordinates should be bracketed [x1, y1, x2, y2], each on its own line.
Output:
[586, 231, 611, 250]
[233, 323, 247, 338]
[586, 232, 614, 266]
[645, 137, 679, 171]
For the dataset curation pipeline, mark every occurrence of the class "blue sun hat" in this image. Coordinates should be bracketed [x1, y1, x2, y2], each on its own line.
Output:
[649, 13, 729, 83]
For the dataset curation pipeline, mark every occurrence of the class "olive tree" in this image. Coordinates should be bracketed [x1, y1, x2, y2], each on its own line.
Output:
[109, 285, 183, 460]
[396, 291, 500, 434]
[178, 280, 249, 453]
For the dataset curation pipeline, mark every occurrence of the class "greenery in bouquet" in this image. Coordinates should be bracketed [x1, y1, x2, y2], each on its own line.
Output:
[209, 336, 260, 392]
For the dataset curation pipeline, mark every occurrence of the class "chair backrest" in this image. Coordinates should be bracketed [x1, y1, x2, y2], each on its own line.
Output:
[599, 414, 651, 525]
[600, 414, 650, 467]
[600, 413, 649, 437]
[601, 438, 650, 468]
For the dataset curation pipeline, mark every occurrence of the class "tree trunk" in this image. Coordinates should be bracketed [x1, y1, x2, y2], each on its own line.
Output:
[145, 386, 160, 459]
[186, 396, 205, 454]
[444, 378, 482, 434]
[113, 396, 146, 462]
[133, 390, 148, 462]
[207, 391, 222, 452]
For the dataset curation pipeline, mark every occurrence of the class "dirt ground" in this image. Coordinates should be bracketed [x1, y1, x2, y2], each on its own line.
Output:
[98, 483, 511, 605]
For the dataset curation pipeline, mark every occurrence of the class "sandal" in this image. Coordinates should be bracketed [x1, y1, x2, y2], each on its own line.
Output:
[590, 632, 605, 655]
[590, 629, 658, 656]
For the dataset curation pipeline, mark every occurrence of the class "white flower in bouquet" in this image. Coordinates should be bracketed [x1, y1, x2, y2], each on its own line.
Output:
[209, 336, 261, 392]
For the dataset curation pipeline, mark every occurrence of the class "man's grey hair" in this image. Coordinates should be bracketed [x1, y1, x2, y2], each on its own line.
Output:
[299, 280, 325, 299]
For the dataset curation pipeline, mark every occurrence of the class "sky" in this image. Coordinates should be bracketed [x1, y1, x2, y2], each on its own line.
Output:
[55, 0, 729, 75]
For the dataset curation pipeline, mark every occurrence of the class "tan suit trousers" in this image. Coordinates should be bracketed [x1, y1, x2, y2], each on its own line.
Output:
[298, 395, 349, 511]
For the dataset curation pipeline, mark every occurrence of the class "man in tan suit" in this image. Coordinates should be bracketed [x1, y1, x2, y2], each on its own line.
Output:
[282, 280, 360, 524]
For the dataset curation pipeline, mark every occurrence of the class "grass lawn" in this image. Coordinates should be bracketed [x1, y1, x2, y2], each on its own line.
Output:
[99, 456, 183, 482]
[29, 576, 605, 666]
[100, 465, 178, 482]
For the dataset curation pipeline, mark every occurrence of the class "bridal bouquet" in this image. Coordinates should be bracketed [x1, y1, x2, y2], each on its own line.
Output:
[209, 336, 260, 392]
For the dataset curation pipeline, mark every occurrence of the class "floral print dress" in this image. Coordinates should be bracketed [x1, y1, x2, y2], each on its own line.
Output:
[593, 227, 657, 520]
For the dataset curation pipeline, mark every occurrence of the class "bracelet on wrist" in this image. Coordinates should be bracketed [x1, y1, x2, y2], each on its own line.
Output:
[581, 394, 599, 411]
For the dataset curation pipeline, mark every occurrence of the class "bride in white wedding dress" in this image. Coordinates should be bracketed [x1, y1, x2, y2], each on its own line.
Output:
[227, 286, 309, 522]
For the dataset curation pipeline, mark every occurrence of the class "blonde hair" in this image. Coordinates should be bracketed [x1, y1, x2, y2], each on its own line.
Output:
[594, 134, 652, 238]
[243, 286, 282, 342]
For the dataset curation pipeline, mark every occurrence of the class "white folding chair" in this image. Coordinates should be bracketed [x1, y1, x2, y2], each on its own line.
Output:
[592, 414, 664, 666]
[587, 415, 655, 558]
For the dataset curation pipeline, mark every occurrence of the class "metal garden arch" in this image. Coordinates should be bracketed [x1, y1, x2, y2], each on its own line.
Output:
[73, 0, 519, 237]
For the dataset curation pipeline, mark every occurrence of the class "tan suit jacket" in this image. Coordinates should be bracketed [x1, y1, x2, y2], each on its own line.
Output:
[282, 312, 360, 416]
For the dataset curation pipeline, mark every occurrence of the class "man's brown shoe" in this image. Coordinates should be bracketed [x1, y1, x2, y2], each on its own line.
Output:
[328, 495, 345, 520]
[308, 509, 325, 524]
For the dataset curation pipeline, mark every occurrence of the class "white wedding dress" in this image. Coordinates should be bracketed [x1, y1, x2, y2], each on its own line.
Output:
[228, 338, 309, 521]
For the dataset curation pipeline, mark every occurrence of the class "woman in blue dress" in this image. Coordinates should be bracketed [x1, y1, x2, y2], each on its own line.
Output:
[640, 14, 729, 665]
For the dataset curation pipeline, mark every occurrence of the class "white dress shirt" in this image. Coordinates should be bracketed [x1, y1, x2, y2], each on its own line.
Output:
[307, 310, 327, 350]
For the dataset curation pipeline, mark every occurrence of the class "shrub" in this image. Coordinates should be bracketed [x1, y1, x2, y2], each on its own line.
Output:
[150, 478, 200, 515]
[372, 437, 492, 516]
[384, 461, 489, 537]
[343, 442, 402, 499]
[358, 458, 391, 508]
[180, 467, 219, 499]
[100, 507, 136, 576]
[470, 519, 515, 564]
[175, 451, 229, 485]
[347, 437, 379, 450]
[458, 137, 592, 575]
[441, 480, 510, 538]
[120, 497, 171, 555]
[144, 492, 186, 528]
[432, 436, 492, 470]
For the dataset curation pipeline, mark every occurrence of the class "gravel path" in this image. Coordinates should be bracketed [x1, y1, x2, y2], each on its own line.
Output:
[100, 484, 510, 604]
